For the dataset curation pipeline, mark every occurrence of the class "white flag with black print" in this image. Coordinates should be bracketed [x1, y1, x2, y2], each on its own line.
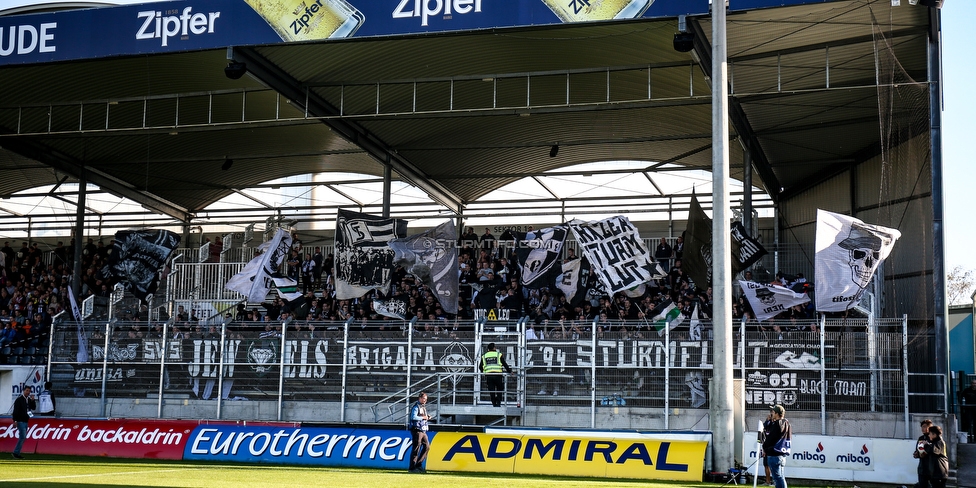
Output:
[373, 296, 408, 320]
[689, 302, 703, 341]
[555, 257, 590, 307]
[815, 210, 900, 312]
[739, 280, 811, 322]
[226, 228, 292, 303]
[388, 219, 458, 314]
[568, 216, 663, 295]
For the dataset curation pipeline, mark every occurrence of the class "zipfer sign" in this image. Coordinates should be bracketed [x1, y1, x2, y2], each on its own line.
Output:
[426, 432, 707, 481]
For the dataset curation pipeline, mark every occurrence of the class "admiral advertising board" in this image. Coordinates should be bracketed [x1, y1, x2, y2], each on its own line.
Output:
[427, 431, 707, 481]
[742, 433, 918, 484]
[0, 0, 850, 66]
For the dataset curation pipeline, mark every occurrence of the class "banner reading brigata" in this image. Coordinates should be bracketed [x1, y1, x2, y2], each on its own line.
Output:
[427, 431, 706, 481]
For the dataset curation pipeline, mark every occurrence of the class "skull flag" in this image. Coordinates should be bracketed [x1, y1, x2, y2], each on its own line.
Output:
[815, 209, 900, 312]
[738, 280, 811, 321]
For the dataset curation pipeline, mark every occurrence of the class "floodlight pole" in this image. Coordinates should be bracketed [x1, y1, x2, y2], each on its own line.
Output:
[710, 0, 735, 474]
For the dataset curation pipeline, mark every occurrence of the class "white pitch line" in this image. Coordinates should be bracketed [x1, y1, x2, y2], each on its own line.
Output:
[0, 467, 192, 482]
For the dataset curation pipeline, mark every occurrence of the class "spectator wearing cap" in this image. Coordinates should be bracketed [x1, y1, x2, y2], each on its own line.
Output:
[762, 404, 793, 488]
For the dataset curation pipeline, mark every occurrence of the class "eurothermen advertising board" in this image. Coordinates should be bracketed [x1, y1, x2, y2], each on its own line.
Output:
[0, 0, 855, 66]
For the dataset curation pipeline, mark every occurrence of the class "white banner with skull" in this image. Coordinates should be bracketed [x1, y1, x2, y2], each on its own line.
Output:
[814, 210, 900, 312]
[739, 280, 811, 321]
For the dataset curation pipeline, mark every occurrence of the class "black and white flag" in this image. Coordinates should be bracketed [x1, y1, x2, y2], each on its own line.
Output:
[815, 210, 900, 312]
[226, 228, 292, 303]
[683, 194, 712, 288]
[334, 209, 408, 300]
[373, 296, 408, 320]
[731, 221, 767, 274]
[683, 195, 767, 288]
[389, 219, 458, 314]
[271, 277, 303, 302]
[512, 225, 567, 289]
[68, 283, 89, 363]
[555, 257, 590, 306]
[100, 229, 181, 302]
[568, 216, 662, 295]
[738, 280, 811, 321]
[689, 302, 703, 341]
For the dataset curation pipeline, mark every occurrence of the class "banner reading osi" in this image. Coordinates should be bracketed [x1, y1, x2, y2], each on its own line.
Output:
[427, 432, 706, 481]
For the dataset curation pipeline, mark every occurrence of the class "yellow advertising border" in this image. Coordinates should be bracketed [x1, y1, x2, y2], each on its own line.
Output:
[427, 432, 706, 482]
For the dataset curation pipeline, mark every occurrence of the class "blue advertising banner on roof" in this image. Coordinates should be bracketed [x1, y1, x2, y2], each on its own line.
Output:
[0, 0, 719, 66]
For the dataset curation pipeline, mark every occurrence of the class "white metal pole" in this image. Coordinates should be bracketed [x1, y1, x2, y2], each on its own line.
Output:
[590, 316, 598, 429]
[710, 0, 735, 472]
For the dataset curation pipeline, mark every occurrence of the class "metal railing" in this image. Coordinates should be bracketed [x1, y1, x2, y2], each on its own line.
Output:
[45, 314, 934, 433]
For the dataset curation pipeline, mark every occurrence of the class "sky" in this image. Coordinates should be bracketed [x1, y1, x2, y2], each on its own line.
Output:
[939, 1, 975, 272]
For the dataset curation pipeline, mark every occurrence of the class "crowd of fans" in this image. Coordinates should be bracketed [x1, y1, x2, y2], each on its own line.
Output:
[247, 227, 817, 340]
[0, 225, 818, 365]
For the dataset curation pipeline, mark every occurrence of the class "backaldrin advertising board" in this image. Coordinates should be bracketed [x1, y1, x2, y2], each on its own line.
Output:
[0, 417, 708, 481]
[0, 418, 201, 459]
[427, 432, 707, 481]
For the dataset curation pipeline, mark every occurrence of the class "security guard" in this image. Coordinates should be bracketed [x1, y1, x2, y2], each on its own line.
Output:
[479, 343, 512, 407]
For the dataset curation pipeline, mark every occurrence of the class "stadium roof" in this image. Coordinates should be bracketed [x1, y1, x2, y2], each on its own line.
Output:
[0, 0, 933, 226]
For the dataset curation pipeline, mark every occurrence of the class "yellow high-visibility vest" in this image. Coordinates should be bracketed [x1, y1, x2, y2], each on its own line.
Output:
[482, 350, 504, 374]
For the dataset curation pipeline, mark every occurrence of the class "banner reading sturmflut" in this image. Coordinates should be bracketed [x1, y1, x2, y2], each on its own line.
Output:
[568, 216, 660, 294]
[226, 228, 292, 303]
[100, 229, 181, 302]
[334, 209, 408, 300]
[739, 280, 811, 321]
[815, 210, 900, 312]
[389, 219, 458, 314]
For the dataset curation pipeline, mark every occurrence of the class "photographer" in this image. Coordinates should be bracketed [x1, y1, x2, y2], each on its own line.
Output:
[11, 385, 36, 459]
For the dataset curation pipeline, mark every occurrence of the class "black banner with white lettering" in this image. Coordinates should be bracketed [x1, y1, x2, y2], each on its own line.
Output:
[67, 328, 878, 411]
[731, 221, 767, 274]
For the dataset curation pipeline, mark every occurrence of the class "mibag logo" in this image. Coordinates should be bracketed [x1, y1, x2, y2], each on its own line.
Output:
[836, 444, 871, 466]
[393, 0, 483, 27]
[136, 7, 220, 47]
